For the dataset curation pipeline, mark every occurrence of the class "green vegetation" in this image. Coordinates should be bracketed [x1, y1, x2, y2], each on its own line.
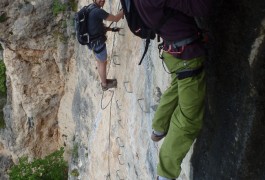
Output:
[0, 60, 6, 129]
[72, 143, 79, 160]
[70, 168, 79, 177]
[0, 111, 5, 128]
[52, 0, 78, 16]
[0, 60, 6, 94]
[53, 30, 68, 43]
[9, 147, 68, 180]
[52, 0, 67, 16]
[69, 0, 78, 12]
[0, 13, 8, 23]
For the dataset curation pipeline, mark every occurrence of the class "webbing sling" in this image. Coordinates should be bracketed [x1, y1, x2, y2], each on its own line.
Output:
[177, 65, 204, 80]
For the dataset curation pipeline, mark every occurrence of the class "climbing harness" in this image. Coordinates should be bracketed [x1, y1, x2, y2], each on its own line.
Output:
[158, 33, 201, 59]
[158, 34, 204, 79]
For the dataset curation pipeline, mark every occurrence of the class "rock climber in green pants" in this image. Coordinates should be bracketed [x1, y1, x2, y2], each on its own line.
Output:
[133, 0, 212, 179]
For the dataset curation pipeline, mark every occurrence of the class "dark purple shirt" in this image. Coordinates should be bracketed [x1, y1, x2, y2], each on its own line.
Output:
[134, 0, 212, 59]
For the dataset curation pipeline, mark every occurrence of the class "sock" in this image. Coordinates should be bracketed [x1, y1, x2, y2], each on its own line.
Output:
[154, 130, 165, 136]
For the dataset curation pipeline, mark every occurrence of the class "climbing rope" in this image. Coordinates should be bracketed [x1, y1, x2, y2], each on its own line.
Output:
[103, 4, 125, 176]
[101, 90, 114, 110]
[105, 89, 114, 179]
[100, 1, 124, 110]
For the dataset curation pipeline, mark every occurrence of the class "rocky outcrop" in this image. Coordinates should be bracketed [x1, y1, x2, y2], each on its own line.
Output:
[192, 1, 265, 179]
[0, 0, 75, 164]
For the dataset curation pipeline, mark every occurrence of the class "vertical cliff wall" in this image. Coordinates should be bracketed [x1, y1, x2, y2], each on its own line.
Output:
[192, 0, 265, 179]
[66, 1, 174, 179]
[0, 0, 265, 179]
[0, 0, 76, 178]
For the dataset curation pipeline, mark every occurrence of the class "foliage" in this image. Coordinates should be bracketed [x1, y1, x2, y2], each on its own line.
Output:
[72, 143, 79, 160]
[0, 60, 6, 94]
[70, 169, 79, 177]
[0, 109, 5, 128]
[52, 0, 67, 16]
[0, 13, 8, 23]
[69, 0, 78, 12]
[9, 147, 68, 180]
[52, 0, 78, 16]
[0, 60, 6, 129]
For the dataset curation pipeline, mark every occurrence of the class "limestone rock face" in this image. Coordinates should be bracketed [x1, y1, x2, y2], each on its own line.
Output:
[0, 0, 75, 168]
[0, 0, 173, 179]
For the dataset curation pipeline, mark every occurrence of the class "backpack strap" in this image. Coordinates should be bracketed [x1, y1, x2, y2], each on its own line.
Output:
[138, 8, 175, 65]
[138, 30, 152, 65]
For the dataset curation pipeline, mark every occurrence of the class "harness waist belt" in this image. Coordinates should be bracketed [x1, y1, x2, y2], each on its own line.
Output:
[177, 66, 204, 80]
[165, 34, 200, 48]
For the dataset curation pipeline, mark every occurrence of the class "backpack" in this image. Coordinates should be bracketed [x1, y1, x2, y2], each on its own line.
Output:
[120, 0, 155, 40]
[120, 0, 156, 65]
[74, 4, 96, 45]
[121, 0, 209, 65]
[120, 0, 172, 65]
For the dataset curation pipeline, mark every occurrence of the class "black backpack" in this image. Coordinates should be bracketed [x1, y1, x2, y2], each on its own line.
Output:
[120, 0, 208, 66]
[120, 0, 172, 65]
[74, 4, 96, 45]
[121, 0, 174, 65]
[120, 0, 155, 40]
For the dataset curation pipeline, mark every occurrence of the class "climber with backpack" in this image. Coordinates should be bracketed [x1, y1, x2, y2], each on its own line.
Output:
[122, 0, 212, 179]
[75, 0, 124, 91]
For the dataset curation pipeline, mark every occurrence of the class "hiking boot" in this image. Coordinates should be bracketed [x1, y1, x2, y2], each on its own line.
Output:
[151, 131, 167, 142]
[101, 79, 117, 91]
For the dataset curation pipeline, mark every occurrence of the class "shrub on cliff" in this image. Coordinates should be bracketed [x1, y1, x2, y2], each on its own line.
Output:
[0, 13, 8, 23]
[52, 0, 78, 16]
[9, 147, 68, 180]
[52, 0, 67, 16]
[0, 60, 6, 94]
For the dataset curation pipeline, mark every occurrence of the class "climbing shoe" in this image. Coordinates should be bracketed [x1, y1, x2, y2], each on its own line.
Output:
[101, 79, 117, 91]
[151, 131, 167, 142]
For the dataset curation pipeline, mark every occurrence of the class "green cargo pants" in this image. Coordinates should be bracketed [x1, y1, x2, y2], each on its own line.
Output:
[153, 52, 206, 179]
